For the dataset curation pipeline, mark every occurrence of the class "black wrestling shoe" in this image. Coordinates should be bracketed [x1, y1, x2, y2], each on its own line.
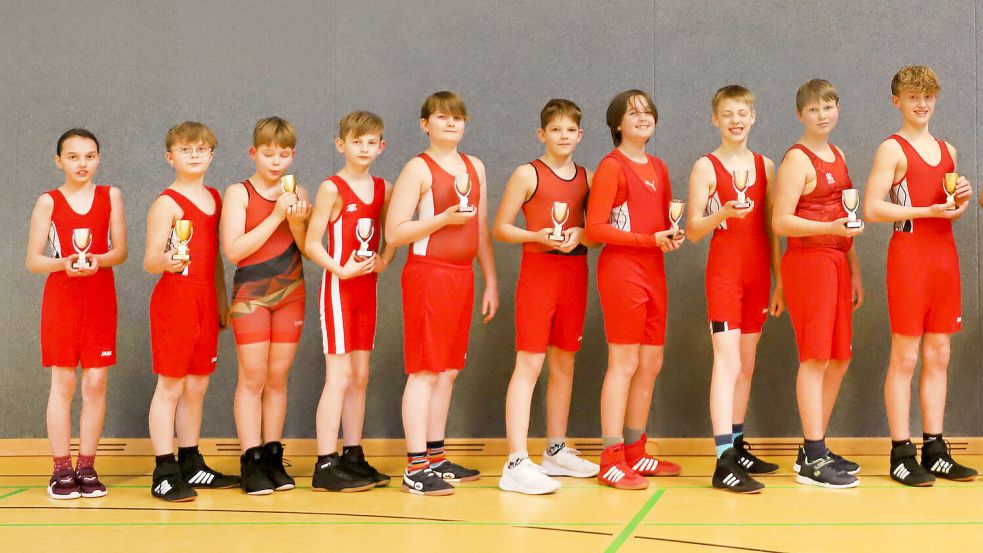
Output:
[921, 439, 979, 482]
[240, 446, 275, 495]
[889, 442, 934, 487]
[340, 446, 391, 487]
[263, 441, 295, 491]
[733, 435, 779, 474]
[712, 447, 764, 494]
[311, 454, 375, 492]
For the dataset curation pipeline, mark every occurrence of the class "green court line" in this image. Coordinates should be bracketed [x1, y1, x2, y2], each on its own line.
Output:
[0, 520, 618, 529]
[644, 521, 983, 528]
[0, 489, 27, 501]
[604, 488, 666, 553]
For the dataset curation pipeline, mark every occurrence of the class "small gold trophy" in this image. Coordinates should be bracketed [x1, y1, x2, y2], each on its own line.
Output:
[732, 169, 751, 209]
[281, 174, 297, 194]
[355, 217, 375, 259]
[841, 188, 863, 228]
[549, 201, 569, 242]
[454, 174, 474, 213]
[669, 199, 685, 239]
[71, 228, 92, 270]
[171, 219, 193, 261]
[943, 172, 959, 211]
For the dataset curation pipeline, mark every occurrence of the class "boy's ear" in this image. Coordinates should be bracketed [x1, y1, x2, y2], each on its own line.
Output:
[378, 139, 387, 154]
[334, 137, 345, 154]
[890, 95, 901, 109]
[536, 127, 547, 144]
[419, 118, 430, 135]
[54, 155, 62, 170]
[248, 146, 257, 160]
[165, 151, 175, 166]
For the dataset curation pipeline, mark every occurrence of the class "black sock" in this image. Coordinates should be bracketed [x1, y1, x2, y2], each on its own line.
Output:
[342, 445, 362, 456]
[155, 453, 176, 466]
[317, 453, 339, 465]
[177, 445, 200, 461]
[803, 438, 826, 461]
[923, 433, 943, 443]
[892, 439, 912, 449]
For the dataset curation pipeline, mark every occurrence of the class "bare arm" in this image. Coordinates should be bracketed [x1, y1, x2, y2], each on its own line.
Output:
[385, 157, 471, 247]
[286, 186, 311, 257]
[685, 157, 752, 243]
[472, 156, 498, 323]
[304, 179, 374, 279]
[375, 182, 397, 271]
[772, 150, 856, 238]
[215, 252, 229, 328]
[143, 196, 188, 274]
[491, 164, 552, 246]
[764, 158, 784, 316]
[25, 195, 72, 274]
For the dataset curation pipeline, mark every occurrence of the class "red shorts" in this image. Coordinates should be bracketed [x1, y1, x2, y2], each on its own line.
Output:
[597, 248, 666, 345]
[781, 247, 852, 362]
[401, 256, 474, 374]
[515, 252, 587, 353]
[887, 233, 961, 336]
[150, 279, 219, 378]
[41, 270, 117, 368]
[705, 237, 770, 334]
[231, 284, 305, 345]
[320, 271, 377, 355]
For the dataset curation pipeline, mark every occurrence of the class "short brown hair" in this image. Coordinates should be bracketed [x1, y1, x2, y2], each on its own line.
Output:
[606, 89, 657, 146]
[795, 79, 839, 112]
[540, 99, 582, 128]
[712, 85, 755, 112]
[420, 91, 468, 120]
[339, 111, 384, 140]
[253, 116, 296, 148]
[891, 66, 941, 96]
[166, 121, 217, 150]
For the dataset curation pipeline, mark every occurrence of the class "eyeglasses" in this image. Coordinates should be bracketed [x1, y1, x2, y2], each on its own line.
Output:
[170, 146, 214, 156]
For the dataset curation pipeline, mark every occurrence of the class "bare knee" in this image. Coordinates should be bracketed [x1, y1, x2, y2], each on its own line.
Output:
[80, 369, 107, 401]
[547, 350, 575, 380]
[50, 369, 77, 401]
[922, 341, 951, 374]
[182, 377, 210, 402]
[889, 348, 920, 376]
[349, 367, 369, 392]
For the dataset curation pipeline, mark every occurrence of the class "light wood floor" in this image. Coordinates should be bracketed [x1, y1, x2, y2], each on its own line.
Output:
[1, 454, 982, 553]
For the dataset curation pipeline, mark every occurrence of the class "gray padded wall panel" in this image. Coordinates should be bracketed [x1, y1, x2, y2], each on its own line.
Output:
[1, 0, 980, 440]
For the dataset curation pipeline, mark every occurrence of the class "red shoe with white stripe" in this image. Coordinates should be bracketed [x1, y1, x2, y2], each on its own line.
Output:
[624, 434, 681, 476]
[598, 444, 648, 490]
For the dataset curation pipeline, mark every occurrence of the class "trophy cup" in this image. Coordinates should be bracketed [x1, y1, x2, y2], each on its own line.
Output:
[549, 201, 569, 242]
[171, 219, 193, 261]
[732, 169, 751, 209]
[281, 174, 297, 194]
[669, 199, 685, 239]
[841, 189, 863, 229]
[454, 174, 474, 213]
[72, 228, 92, 270]
[355, 218, 375, 259]
[943, 172, 959, 211]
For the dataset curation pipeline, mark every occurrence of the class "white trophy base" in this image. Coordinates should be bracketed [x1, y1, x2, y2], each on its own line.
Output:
[548, 231, 564, 242]
[72, 258, 91, 270]
[172, 252, 190, 262]
[355, 250, 374, 259]
[844, 220, 863, 229]
[733, 202, 751, 209]
[458, 205, 475, 213]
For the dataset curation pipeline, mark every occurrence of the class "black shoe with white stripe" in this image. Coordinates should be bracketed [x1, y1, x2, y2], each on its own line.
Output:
[889, 443, 934, 487]
[430, 460, 480, 482]
[179, 451, 240, 489]
[712, 448, 764, 494]
[401, 467, 455, 496]
[921, 439, 979, 482]
[152, 460, 197, 502]
[733, 436, 779, 474]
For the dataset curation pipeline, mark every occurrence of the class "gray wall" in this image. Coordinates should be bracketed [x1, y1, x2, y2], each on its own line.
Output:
[2, 0, 980, 440]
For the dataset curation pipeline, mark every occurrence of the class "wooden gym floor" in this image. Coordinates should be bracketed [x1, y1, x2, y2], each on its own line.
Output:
[1, 445, 982, 553]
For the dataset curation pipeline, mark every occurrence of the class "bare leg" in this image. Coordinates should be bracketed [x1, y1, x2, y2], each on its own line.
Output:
[148, 376, 185, 455]
[175, 375, 209, 448]
[796, 359, 830, 441]
[233, 341, 270, 451]
[341, 349, 372, 447]
[261, 341, 298, 443]
[919, 333, 951, 436]
[78, 367, 108, 457]
[600, 344, 640, 438]
[884, 334, 921, 440]
[731, 332, 762, 426]
[47, 367, 77, 458]
[709, 330, 742, 437]
[624, 345, 664, 431]
[315, 353, 352, 455]
[402, 372, 438, 453]
[504, 351, 546, 453]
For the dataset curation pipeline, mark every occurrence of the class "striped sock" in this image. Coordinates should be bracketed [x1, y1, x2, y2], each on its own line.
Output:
[406, 451, 428, 474]
[53, 455, 72, 472]
[76, 454, 95, 470]
[714, 434, 733, 458]
[732, 423, 745, 442]
[427, 440, 446, 466]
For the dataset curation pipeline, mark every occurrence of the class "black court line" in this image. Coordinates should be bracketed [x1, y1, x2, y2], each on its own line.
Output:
[517, 525, 612, 537]
[634, 535, 789, 552]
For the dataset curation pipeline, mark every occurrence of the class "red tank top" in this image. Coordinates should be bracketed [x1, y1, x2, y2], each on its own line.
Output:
[889, 134, 955, 235]
[161, 187, 222, 285]
[704, 152, 768, 242]
[326, 175, 385, 264]
[522, 159, 588, 255]
[46, 185, 113, 269]
[410, 152, 480, 263]
[785, 144, 853, 252]
[237, 180, 299, 267]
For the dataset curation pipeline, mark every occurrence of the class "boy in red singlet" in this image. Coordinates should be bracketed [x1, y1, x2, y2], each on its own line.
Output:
[773, 80, 863, 489]
[586, 90, 684, 491]
[494, 99, 599, 495]
[386, 91, 498, 496]
[686, 85, 782, 493]
[222, 117, 310, 495]
[306, 111, 395, 492]
[26, 129, 127, 499]
[863, 66, 977, 486]
[146, 122, 238, 502]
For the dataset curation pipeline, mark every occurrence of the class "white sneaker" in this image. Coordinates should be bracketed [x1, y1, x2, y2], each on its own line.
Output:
[498, 457, 561, 495]
[541, 446, 600, 478]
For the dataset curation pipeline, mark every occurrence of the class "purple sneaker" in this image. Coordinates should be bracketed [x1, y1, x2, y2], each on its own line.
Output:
[76, 466, 108, 498]
[48, 468, 81, 500]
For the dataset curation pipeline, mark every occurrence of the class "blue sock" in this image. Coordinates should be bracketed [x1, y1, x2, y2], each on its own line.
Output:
[732, 423, 745, 442]
[714, 434, 733, 458]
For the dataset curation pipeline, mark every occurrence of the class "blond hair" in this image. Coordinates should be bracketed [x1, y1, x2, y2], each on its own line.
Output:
[540, 99, 582, 128]
[253, 116, 296, 148]
[712, 84, 755, 112]
[166, 121, 217, 150]
[891, 66, 941, 96]
[796, 79, 839, 112]
[339, 111, 384, 140]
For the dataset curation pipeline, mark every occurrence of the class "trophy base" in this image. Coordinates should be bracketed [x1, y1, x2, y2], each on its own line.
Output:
[733, 203, 751, 209]
[72, 260, 90, 270]
[548, 232, 564, 242]
[172, 253, 190, 262]
[945, 206, 958, 211]
[458, 206, 475, 213]
[671, 231, 685, 240]
[844, 221, 863, 229]
[355, 250, 374, 259]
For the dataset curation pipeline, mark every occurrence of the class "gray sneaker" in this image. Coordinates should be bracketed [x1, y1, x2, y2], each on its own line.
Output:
[795, 453, 859, 489]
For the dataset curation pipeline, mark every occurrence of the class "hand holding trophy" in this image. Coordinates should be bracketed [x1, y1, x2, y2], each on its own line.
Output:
[669, 198, 685, 240]
[732, 169, 752, 209]
[841, 189, 863, 229]
[171, 219, 193, 261]
[72, 228, 92, 270]
[355, 217, 375, 259]
[549, 201, 569, 242]
[943, 172, 959, 211]
[281, 174, 297, 195]
[454, 174, 475, 213]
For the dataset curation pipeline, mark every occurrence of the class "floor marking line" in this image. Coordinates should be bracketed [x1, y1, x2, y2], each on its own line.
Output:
[604, 488, 666, 553]
[0, 520, 618, 529]
[634, 535, 788, 552]
[0, 489, 27, 501]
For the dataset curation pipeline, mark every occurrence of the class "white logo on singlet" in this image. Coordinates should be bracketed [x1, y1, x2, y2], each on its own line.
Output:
[826, 173, 835, 184]
[295, 321, 304, 326]
[100, 351, 113, 357]
[346, 204, 358, 212]
[210, 357, 218, 363]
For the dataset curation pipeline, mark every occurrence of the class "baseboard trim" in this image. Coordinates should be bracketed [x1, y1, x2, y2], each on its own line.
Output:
[2, 437, 981, 457]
